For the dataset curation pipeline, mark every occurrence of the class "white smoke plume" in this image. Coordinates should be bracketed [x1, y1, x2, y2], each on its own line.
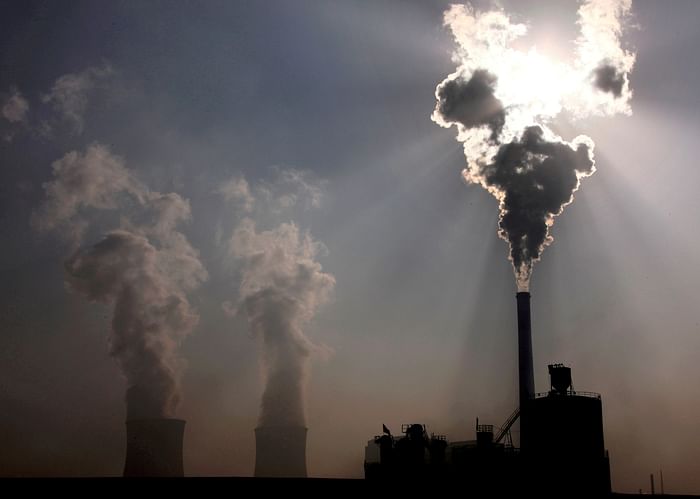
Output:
[41, 63, 113, 134]
[256, 167, 326, 214]
[220, 171, 334, 427]
[432, 0, 635, 290]
[32, 144, 145, 244]
[34, 144, 207, 419]
[2, 89, 29, 124]
[216, 176, 255, 213]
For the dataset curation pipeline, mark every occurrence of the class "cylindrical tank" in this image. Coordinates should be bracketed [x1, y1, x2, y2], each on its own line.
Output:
[123, 419, 185, 477]
[254, 426, 308, 478]
[548, 364, 572, 394]
[529, 393, 610, 493]
[530, 394, 605, 457]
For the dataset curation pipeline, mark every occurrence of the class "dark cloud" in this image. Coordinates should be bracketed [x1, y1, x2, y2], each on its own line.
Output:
[435, 70, 505, 139]
[593, 63, 625, 98]
[480, 126, 594, 283]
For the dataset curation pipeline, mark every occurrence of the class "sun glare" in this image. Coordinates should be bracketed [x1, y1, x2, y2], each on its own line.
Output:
[433, 1, 634, 290]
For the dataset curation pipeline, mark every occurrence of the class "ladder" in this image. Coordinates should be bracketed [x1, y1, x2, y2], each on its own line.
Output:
[493, 407, 520, 444]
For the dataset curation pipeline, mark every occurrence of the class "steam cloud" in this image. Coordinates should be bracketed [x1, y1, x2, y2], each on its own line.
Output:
[41, 63, 113, 134]
[1, 64, 112, 141]
[2, 89, 29, 123]
[222, 171, 334, 427]
[433, 0, 635, 290]
[34, 144, 207, 419]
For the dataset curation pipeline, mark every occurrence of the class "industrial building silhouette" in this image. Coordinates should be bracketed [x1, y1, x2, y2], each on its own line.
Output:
[363, 292, 611, 494]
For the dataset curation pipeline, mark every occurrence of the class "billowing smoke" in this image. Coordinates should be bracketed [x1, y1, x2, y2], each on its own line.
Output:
[433, 0, 635, 290]
[435, 69, 505, 140]
[221, 171, 334, 427]
[34, 144, 207, 419]
[593, 62, 625, 97]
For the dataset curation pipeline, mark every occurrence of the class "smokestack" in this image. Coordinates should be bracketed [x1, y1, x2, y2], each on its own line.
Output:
[123, 419, 185, 477]
[516, 292, 535, 406]
[254, 426, 308, 478]
[517, 292, 535, 451]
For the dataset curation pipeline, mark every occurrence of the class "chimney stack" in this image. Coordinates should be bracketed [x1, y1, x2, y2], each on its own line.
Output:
[254, 426, 308, 477]
[123, 419, 185, 477]
[516, 292, 535, 451]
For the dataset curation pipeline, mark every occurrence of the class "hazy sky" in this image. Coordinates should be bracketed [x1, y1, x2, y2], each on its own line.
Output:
[1, 0, 700, 493]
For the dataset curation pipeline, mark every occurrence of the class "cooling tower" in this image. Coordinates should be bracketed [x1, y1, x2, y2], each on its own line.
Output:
[123, 419, 185, 477]
[516, 291, 535, 452]
[254, 426, 308, 478]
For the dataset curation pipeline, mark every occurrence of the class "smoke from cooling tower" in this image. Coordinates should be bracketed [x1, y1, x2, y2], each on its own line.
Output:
[432, 0, 635, 290]
[232, 219, 334, 427]
[33, 144, 207, 419]
[222, 171, 334, 428]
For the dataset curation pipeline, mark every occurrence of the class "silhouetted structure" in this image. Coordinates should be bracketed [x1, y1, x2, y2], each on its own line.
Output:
[364, 424, 447, 480]
[123, 419, 185, 477]
[255, 426, 308, 478]
[364, 366, 609, 493]
[517, 291, 535, 452]
[364, 293, 611, 494]
[527, 382, 610, 494]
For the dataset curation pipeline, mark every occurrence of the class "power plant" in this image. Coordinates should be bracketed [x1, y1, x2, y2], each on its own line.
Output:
[111, 291, 611, 493]
[363, 292, 611, 494]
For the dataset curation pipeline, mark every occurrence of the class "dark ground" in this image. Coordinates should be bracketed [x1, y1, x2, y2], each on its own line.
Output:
[0, 477, 697, 497]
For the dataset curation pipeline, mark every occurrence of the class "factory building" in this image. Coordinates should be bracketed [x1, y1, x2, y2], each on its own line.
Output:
[364, 292, 611, 494]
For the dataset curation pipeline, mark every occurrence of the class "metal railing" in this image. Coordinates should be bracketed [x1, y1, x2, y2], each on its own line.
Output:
[534, 390, 601, 400]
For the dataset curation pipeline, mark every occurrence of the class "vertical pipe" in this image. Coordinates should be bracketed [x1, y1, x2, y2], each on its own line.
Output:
[660, 469, 665, 495]
[516, 292, 535, 408]
[516, 292, 535, 452]
[651, 473, 655, 495]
